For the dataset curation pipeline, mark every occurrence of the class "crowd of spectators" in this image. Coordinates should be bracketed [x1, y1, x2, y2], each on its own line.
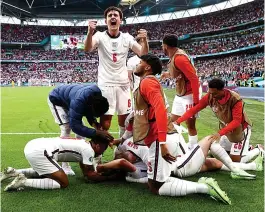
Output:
[1, 52, 263, 86]
[196, 52, 264, 86]
[1, 62, 98, 85]
[1, 0, 263, 43]
[2, 28, 263, 61]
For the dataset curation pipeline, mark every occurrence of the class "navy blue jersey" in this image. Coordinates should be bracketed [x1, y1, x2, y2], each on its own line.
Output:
[49, 84, 102, 138]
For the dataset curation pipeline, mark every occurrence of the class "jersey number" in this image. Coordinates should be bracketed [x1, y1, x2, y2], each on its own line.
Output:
[112, 53, 117, 62]
[186, 104, 193, 111]
[234, 143, 243, 150]
[128, 99, 131, 108]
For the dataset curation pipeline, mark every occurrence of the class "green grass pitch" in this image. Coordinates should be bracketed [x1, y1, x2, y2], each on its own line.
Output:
[1, 87, 264, 212]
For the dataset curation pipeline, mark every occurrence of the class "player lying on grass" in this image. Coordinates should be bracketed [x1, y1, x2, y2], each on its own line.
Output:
[48, 84, 114, 175]
[0, 137, 117, 191]
[114, 132, 262, 183]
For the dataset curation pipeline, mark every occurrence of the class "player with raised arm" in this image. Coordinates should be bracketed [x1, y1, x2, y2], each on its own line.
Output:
[131, 53, 231, 205]
[162, 34, 201, 149]
[175, 78, 259, 163]
[1, 137, 113, 191]
[84, 6, 149, 138]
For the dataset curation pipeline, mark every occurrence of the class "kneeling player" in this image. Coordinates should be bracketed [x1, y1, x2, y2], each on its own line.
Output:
[1, 137, 111, 191]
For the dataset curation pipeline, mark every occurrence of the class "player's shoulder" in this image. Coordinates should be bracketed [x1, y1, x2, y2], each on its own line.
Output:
[121, 32, 134, 39]
[141, 76, 160, 89]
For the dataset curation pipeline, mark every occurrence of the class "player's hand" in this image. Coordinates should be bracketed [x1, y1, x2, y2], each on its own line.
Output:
[94, 130, 114, 142]
[173, 122, 182, 134]
[136, 29, 148, 41]
[208, 133, 221, 143]
[88, 20, 97, 33]
[112, 138, 123, 146]
[160, 143, 176, 164]
[92, 121, 102, 130]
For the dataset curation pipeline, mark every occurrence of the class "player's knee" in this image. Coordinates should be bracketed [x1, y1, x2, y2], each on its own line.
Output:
[230, 154, 241, 162]
[59, 177, 69, 188]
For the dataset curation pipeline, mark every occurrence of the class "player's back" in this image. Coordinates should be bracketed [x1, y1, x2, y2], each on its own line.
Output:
[24, 137, 94, 163]
[49, 84, 100, 108]
[95, 31, 135, 86]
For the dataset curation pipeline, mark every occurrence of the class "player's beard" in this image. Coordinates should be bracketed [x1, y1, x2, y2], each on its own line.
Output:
[134, 67, 144, 77]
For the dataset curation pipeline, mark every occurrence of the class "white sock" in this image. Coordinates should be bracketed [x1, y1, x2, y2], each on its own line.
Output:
[158, 177, 208, 196]
[60, 124, 71, 137]
[240, 148, 260, 163]
[126, 176, 148, 184]
[210, 142, 237, 172]
[16, 168, 39, 178]
[119, 126, 125, 138]
[24, 178, 61, 189]
[188, 135, 198, 149]
[221, 162, 257, 171]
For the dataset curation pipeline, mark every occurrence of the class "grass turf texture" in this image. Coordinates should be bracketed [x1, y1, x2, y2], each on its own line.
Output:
[1, 87, 264, 212]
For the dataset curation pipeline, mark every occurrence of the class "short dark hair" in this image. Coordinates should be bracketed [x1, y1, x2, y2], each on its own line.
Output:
[90, 137, 109, 151]
[140, 53, 162, 75]
[91, 95, 109, 117]
[104, 6, 123, 19]
[208, 78, 225, 90]
[162, 34, 178, 47]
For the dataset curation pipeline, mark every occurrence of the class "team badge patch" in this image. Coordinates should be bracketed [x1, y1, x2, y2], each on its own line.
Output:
[112, 42, 118, 51]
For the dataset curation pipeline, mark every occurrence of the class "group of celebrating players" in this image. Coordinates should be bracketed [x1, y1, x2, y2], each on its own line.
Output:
[1, 6, 264, 205]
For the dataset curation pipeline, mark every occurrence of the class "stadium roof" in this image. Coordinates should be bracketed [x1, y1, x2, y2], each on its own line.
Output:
[2, 0, 229, 20]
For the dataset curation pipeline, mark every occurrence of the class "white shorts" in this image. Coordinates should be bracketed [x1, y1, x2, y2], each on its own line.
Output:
[127, 161, 147, 179]
[147, 135, 179, 182]
[99, 85, 132, 115]
[220, 126, 251, 156]
[171, 90, 202, 117]
[24, 146, 62, 176]
[172, 145, 205, 178]
[48, 98, 69, 125]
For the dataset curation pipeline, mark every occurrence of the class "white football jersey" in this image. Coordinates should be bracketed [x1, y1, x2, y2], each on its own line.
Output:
[24, 137, 96, 166]
[127, 55, 141, 93]
[93, 31, 138, 86]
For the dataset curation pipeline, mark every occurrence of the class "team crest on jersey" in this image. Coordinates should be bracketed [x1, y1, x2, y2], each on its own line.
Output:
[89, 157, 93, 162]
[112, 42, 118, 51]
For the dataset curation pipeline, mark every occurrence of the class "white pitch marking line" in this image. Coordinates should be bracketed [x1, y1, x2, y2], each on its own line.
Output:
[0, 132, 119, 135]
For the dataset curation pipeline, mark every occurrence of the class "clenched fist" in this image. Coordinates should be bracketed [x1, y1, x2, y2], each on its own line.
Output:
[136, 29, 148, 41]
[88, 20, 97, 33]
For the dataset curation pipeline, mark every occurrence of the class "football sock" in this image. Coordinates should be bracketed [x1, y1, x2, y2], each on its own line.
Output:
[16, 168, 39, 178]
[158, 177, 208, 196]
[210, 142, 238, 172]
[188, 135, 198, 149]
[221, 162, 257, 171]
[24, 178, 61, 189]
[60, 124, 71, 137]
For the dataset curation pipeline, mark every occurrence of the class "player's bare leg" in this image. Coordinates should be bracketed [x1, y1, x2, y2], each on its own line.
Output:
[100, 115, 113, 131]
[4, 170, 68, 191]
[96, 159, 136, 173]
[118, 114, 128, 137]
